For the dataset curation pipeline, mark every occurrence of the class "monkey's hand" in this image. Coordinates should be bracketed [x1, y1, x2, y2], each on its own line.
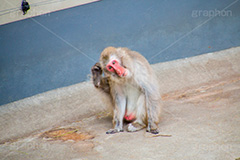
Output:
[91, 63, 102, 88]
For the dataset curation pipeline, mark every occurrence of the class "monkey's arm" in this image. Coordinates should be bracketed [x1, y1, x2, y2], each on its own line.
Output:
[91, 63, 110, 94]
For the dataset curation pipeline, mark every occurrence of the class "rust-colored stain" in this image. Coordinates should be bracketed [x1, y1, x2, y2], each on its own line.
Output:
[41, 128, 94, 141]
[161, 77, 240, 101]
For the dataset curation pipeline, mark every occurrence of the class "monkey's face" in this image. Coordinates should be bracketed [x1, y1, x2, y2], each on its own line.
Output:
[100, 47, 128, 79]
[106, 59, 127, 77]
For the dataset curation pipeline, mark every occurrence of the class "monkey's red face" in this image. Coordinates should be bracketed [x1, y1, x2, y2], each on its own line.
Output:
[106, 59, 127, 77]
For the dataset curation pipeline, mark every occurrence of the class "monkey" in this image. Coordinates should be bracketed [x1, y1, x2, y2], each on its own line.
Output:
[91, 47, 161, 134]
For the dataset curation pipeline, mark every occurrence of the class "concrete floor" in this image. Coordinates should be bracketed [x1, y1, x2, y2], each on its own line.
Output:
[0, 47, 239, 160]
[1, 77, 240, 160]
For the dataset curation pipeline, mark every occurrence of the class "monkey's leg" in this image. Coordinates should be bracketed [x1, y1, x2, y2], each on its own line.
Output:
[145, 91, 161, 134]
[106, 91, 126, 134]
[127, 94, 146, 132]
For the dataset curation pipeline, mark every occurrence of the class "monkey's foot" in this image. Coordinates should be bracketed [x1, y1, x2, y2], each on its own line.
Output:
[106, 129, 123, 134]
[146, 128, 159, 134]
[127, 123, 145, 132]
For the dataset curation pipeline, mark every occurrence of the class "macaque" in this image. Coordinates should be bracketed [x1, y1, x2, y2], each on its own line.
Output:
[91, 47, 161, 134]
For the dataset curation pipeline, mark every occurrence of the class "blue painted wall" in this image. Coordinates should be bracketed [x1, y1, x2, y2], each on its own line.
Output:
[0, 0, 240, 105]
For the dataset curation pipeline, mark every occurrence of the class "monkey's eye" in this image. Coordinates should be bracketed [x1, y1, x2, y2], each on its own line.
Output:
[109, 66, 112, 69]
[112, 61, 116, 65]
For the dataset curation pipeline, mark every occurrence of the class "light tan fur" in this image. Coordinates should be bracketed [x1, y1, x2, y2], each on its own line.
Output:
[91, 47, 162, 134]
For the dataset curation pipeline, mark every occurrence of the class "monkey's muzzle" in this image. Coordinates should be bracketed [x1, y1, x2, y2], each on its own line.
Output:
[106, 59, 127, 77]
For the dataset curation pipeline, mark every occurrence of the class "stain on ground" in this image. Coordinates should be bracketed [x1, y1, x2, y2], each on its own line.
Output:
[40, 128, 94, 142]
